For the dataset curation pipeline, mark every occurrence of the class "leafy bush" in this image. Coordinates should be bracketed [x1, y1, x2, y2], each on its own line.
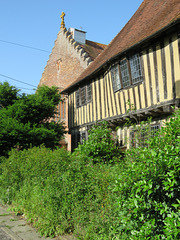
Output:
[74, 121, 121, 164]
[0, 110, 179, 239]
[113, 109, 180, 239]
[0, 146, 120, 238]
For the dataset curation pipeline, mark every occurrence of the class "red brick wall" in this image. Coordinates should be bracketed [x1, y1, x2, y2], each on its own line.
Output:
[39, 29, 89, 151]
[39, 29, 89, 89]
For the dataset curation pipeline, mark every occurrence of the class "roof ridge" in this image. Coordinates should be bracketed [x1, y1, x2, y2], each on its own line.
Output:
[86, 39, 107, 48]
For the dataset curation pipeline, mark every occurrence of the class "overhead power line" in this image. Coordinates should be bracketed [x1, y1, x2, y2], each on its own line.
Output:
[17, 87, 36, 91]
[0, 39, 51, 54]
[0, 73, 37, 88]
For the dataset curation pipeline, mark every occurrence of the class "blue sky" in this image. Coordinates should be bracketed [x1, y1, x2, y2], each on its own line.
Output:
[0, 0, 143, 94]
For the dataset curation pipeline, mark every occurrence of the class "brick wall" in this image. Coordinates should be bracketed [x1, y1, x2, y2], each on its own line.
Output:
[39, 29, 90, 151]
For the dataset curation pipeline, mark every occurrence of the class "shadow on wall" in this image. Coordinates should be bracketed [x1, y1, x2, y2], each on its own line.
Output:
[175, 79, 180, 102]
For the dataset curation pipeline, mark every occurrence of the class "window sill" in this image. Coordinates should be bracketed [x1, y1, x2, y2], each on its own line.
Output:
[113, 80, 143, 93]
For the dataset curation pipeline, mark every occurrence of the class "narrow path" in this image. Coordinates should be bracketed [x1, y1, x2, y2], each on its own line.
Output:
[0, 205, 76, 240]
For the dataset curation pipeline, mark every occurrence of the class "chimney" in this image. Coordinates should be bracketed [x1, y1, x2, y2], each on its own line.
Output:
[68, 28, 86, 45]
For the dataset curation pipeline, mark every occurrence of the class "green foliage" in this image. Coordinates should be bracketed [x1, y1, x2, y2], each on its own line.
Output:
[0, 109, 179, 239]
[0, 82, 65, 156]
[128, 117, 154, 148]
[0, 82, 19, 108]
[0, 146, 120, 238]
[75, 121, 121, 163]
[113, 109, 180, 239]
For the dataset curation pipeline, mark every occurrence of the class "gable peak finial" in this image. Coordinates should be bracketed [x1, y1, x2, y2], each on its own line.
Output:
[60, 12, 65, 30]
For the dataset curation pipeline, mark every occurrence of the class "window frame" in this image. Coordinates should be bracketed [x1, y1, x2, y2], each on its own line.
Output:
[111, 63, 121, 92]
[86, 83, 92, 103]
[80, 86, 86, 106]
[76, 89, 80, 108]
[111, 53, 143, 92]
[119, 58, 131, 88]
[130, 123, 160, 148]
[76, 83, 92, 108]
[129, 53, 143, 84]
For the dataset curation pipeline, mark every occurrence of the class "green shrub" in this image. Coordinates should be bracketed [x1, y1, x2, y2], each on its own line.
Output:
[0, 110, 179, 239]
[0, 145, 120, 238]
[74, 121, 121, 164]
[113, 109, 180, 239]
[0, 147, 71, 236]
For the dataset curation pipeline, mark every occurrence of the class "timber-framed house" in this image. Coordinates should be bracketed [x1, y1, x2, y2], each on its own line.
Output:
[62, 0, 180, 150]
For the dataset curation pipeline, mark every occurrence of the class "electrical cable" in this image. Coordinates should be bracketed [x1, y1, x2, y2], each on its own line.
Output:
[17, 87, 36, 91]
[0, 39, 51, 54]
[0, 39, 61, 90]
[0, 73, 37, 88]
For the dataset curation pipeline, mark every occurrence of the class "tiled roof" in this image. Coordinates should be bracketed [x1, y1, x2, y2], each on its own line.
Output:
[63, 0, 180, 93]
[80, 40, 107, 61]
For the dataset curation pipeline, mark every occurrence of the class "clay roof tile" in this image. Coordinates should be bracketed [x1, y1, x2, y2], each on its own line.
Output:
[63, 0, 180, 93]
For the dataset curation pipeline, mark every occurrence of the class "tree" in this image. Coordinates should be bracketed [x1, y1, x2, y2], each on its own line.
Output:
[0, 82, 66, 156]
[0, 82, 19, 108]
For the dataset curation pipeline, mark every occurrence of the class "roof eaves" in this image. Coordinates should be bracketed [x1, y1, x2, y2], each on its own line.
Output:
[62, 17, 180, 94]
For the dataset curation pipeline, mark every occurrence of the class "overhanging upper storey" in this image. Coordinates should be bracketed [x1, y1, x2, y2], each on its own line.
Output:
[61, 0, 180, 134]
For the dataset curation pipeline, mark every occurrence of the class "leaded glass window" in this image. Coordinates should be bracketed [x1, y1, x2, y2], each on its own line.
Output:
[120, 59, 131, 88]
[76, 89, 80, 108]
[111, 64, 121, 92]
[76, 83, 92, 107]
[87, 83, 92, 102]
[80, 86, 86, 105]
[129, 54, 143, 84]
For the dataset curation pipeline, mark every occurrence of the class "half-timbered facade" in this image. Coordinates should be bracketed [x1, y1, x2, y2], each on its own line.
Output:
[62, 0, 180, 150]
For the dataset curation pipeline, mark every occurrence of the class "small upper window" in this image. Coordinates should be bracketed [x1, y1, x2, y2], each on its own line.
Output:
[76, 89, 80, 108]
[111, 64, 121, 92]
[80, 86, 86, 105]
[76, 83, 92, 108]
[129, 54, 143, 84]
[87, 83, 92, 102]
[120, 59, 131, 88]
